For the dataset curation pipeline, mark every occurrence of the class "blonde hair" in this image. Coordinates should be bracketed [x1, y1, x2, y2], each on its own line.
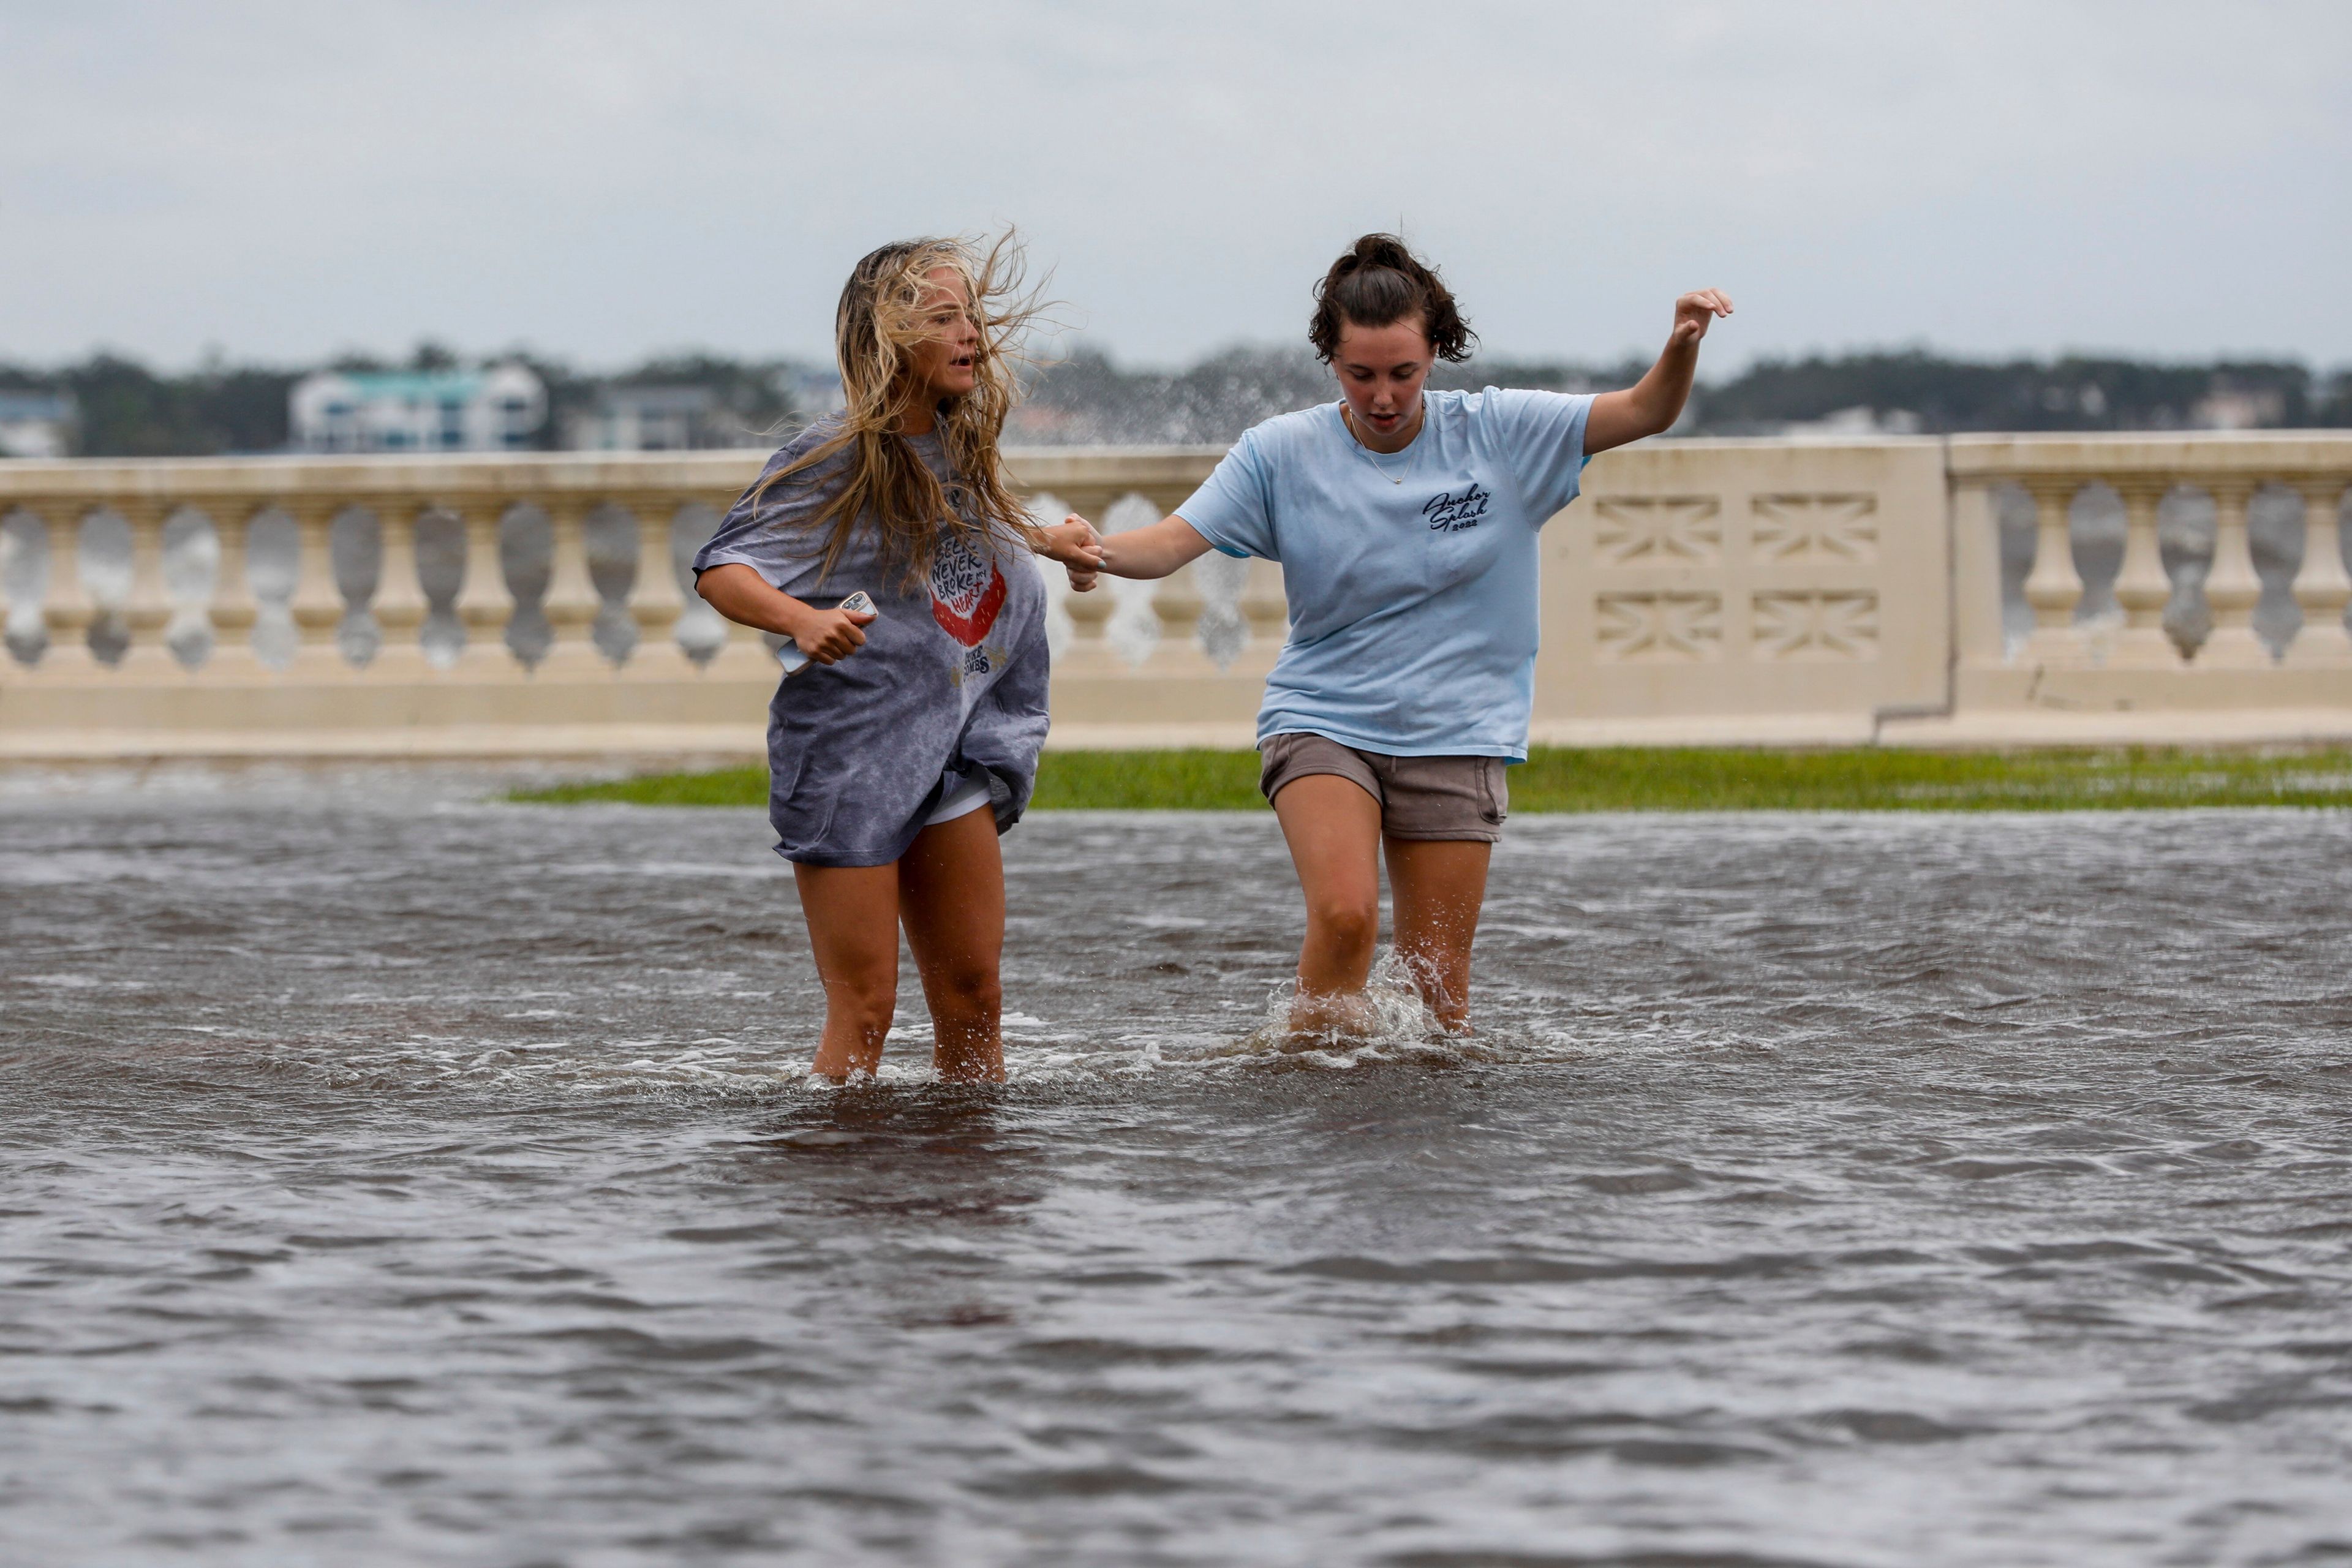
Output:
[756, 233, 1045, 590]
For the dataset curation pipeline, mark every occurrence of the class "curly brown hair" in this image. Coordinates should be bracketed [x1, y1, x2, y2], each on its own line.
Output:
[1308, 233, 1476, 364]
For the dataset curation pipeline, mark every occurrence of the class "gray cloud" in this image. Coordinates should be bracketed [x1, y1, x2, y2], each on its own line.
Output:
[3, 0, 2346, 369]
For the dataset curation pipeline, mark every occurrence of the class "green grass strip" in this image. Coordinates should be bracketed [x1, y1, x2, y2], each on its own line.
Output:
[510, 746, 2352, 812]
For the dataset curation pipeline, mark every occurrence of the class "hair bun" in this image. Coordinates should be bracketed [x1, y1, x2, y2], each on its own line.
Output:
[1310, 233, 1476, 364]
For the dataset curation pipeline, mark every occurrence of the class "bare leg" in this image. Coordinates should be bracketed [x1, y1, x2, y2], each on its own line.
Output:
[1271, 774, 1385, 1038]
[1385, 837, 1492, 1031]
[896, 808, 1008, 1083]
[792, 862, 902, 1080]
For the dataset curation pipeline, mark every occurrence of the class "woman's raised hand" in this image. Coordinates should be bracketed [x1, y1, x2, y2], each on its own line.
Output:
[1671, 289, 1735, 346]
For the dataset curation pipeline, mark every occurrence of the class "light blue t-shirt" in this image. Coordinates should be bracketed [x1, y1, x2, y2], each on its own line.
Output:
[1175, 387, 1593, 761]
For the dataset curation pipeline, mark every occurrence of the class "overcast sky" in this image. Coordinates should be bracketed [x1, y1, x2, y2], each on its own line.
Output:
[4, 1, 2346, 373]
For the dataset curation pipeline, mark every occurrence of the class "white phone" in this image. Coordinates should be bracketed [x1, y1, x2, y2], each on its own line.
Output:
[778, 590, 878, 675]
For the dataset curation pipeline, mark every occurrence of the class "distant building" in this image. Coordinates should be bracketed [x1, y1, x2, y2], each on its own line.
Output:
[0, 391, 77, 458]
[782, 366, 846, 418]
[2192, 387, 2286, 431]
[290, 364, 545, 454]
[565, 385, 776, 451]
[569, 386, 715, 451]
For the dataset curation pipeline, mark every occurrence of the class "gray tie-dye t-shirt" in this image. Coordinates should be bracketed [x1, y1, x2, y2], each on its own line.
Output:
[693, 418, 1050, 868]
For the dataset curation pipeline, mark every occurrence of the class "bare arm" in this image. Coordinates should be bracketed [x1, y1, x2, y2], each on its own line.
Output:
[695, 562, 874, 665]
[1062, 514, 1215, 592]
[1584, 288, 1735, 456]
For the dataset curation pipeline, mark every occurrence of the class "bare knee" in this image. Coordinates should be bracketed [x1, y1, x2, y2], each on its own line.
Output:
[1305, 895, 1380, 960]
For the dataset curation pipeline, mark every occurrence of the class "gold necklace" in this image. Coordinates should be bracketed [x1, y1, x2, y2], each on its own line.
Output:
[1343, 406, 1417, 485]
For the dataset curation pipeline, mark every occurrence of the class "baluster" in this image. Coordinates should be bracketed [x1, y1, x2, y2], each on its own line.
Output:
[2199, 480, 2266, 665]
[1064, 582, 1114, 646]
[2111, 481, 2179, 666]
[1150, 564, 1205, 650]
[450, 501, 512, 662]
[288, 500, 347, 655]
[27, 509, 84, 667]
[2289, 481, 2352, 665]
[373, 503, 431, 657]
[625, 502, 682, 660]
[2021, 481, 2083, 660]
[211, 504, 258, 657]
[541, 498, 601, 657]
[122, 500, 173, 655]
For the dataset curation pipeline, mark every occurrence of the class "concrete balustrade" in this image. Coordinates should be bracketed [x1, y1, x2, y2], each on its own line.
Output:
[1942, 435, 2352, 742]
[3, 434, 2350, 759]
[0, 448, 1265, 757]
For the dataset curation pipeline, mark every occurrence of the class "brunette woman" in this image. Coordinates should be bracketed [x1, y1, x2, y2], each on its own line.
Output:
[1063, 234, 1730, 1038]
[695, 236, 1099, 1081]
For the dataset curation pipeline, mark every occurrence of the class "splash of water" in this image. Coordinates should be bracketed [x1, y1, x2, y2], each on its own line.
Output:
[1205, 948, 1519, 1071]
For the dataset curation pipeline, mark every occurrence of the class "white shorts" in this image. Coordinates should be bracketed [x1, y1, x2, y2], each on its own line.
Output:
[924, 769, 993, 827]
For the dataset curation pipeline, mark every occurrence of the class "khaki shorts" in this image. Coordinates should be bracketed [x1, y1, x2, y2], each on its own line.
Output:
[1258, 732, 1509, 842]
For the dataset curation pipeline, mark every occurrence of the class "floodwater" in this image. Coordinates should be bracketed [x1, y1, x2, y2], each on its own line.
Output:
[4, 778, 2350, 1566]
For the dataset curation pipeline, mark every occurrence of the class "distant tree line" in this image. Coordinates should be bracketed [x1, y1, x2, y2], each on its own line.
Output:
[4, 342, 2346, 456]
[0, 355, 300, 457]
[1690, 350, 2350, 435]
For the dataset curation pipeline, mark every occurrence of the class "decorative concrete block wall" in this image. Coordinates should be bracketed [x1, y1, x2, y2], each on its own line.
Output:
[1540, 440, 1951, 745]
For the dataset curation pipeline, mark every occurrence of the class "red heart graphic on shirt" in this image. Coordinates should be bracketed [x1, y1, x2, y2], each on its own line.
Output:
[931, 563, 1006, 647]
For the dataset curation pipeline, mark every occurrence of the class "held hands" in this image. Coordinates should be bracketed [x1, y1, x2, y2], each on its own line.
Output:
[1672, 289, 1735, 347]
[1035, 513, 1104, 592]
[786, 603, 878, 666]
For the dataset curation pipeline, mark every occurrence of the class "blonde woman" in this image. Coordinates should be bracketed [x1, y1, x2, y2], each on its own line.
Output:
[695, 236, 1101, 1083]
[1065, 234, 1730, 1040]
